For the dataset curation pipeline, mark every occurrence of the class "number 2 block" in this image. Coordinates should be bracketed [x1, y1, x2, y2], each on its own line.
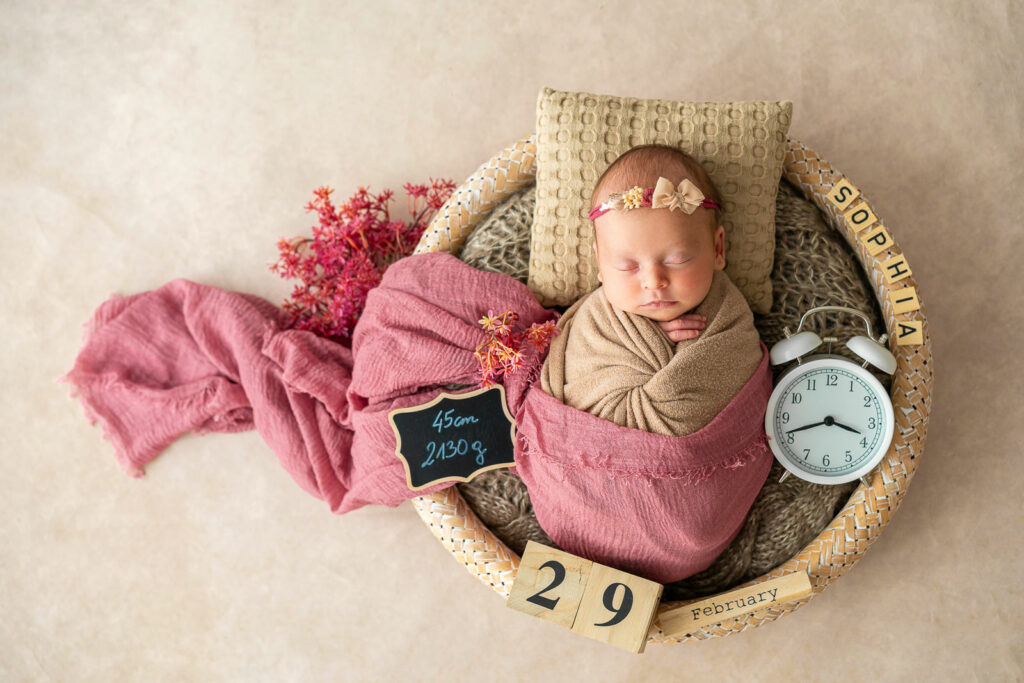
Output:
[506, 541, 592, 629]
[506, 541, 663, 653]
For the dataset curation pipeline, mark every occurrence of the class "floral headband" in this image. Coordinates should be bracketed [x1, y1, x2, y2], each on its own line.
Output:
[588, 176, 719, 221]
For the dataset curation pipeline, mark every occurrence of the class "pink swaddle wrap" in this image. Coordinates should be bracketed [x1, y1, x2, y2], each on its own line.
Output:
[514, 351, 773, 583]
[513, 269, 774, 583]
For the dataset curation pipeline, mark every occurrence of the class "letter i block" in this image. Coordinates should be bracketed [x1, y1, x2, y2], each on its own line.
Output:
[506, 541, 592, 629]
[889, 286, 920, 314]
[570, 562, 663, 654]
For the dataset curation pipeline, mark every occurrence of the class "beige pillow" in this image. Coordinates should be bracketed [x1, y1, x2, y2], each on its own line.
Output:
[528, 87, 792, 313]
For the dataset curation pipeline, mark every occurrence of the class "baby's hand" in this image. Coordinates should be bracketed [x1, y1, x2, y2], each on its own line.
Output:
[657, 313, 706, 342]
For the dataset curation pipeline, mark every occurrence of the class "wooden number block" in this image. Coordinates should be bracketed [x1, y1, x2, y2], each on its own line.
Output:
[881, 253, 913, 283]
[843, 202, 878, 233]
[507, 541, 592, 629]
[889, 287, 920, 314]
[895, 320, 924, 345]
[570, 563, 663, 654]
[657, 572, 813, 637]
[860, 225, 893, 255]
[827, 178, 860, 211]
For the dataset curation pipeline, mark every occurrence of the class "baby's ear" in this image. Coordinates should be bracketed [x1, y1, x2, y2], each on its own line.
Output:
[713, 225, 726, 270]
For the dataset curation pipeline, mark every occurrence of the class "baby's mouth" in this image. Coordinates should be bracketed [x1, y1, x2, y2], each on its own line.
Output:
[642, 300, 677, 308]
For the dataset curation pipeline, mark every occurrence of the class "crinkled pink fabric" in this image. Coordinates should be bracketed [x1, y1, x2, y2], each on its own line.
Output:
[514, 347, 773, 583]
[63, 252, 555, 513]
[65, 250, 772, 583]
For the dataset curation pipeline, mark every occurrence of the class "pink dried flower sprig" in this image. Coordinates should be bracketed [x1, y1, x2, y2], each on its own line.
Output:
[474, 309, 559, 388]
[271, 179, 456, 341]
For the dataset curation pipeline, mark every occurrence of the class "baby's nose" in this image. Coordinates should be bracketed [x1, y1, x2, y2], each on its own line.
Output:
[641, 265, 668, 289]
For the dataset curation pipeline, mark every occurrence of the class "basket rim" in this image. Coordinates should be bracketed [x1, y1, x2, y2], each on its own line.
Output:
[409, 135, 933, 644]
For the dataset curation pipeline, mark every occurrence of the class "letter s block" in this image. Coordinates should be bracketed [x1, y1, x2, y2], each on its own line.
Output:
[827, 179, 860, 211]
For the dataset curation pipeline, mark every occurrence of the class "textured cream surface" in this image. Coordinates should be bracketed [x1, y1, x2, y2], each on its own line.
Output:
[530, 88, 791, 311]
[3, 1, 1022, 680]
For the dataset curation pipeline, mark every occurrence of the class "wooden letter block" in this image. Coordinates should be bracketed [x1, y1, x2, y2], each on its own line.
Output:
[881, 253, 913, 283]
[507, 541, 592, 630]
[843, 202, 878, 233]
[860, 225, 893, 256]
[570, 563, 663, 654]
[895, 320, 924, 345]
[657, 572, 813, 637]
[827, 178, 860, 211]
[889, 287, 920, 314]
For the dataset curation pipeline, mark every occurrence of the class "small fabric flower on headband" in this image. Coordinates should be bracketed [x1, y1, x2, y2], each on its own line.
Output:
[588, 176, 719, 221]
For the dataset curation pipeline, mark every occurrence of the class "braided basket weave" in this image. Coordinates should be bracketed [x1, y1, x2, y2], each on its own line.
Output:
[410, 136, 932, 643]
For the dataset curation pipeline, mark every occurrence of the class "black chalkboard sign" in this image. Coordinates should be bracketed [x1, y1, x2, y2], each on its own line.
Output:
[388, 385, 517, 491]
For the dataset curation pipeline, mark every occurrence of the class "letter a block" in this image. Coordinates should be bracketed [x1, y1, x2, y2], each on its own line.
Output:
[507, 541, 663, 653]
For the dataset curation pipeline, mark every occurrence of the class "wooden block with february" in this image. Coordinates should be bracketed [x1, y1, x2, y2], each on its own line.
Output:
[569, 562, 663, 654]
[506, 540, 592, 630]
[657, 571, 813, 637]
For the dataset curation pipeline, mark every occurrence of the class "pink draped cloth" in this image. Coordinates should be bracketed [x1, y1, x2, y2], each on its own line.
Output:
[65, 250, 772, 582]
[63, 252, 555, 513]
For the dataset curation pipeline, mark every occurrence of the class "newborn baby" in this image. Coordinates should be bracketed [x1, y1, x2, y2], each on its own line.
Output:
[515, 144, 773, 583]
[543, 144, 763, 434]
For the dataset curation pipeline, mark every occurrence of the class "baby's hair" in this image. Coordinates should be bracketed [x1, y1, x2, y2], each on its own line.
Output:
[590, 144, 723, 228]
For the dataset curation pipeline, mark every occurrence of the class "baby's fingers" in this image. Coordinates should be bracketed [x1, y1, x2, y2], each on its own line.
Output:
[657, 314, 706, 342]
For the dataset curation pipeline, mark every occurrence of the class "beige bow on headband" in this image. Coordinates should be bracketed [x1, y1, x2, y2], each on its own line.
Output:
[650, 177, 706, 214]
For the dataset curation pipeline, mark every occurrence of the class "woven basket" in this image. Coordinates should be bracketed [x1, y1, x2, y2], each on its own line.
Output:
[410, 136, 932, 643]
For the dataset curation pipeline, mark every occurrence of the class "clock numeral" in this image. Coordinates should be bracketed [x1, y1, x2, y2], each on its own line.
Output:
[802, 448, 810, 460]
[781, 412, 790, 424]
[822, 454, 830, 467]
[786, 433, 795, 444]
[868, 417, 877, 429]
[826, 374, 838, 387]
[849, 380, 855, 392]
[805, 379, 816, 391]
[845, 450, 852, 462]
[863, 395, 872, 408]
[790, 392, 802, 405]
[860, 437, 868, 448]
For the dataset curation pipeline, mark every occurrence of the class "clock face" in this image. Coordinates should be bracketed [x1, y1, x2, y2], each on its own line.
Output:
[765, 356, 895, 485]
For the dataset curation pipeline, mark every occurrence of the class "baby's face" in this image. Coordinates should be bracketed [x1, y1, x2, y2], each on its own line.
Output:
[593, 207, 725, 321]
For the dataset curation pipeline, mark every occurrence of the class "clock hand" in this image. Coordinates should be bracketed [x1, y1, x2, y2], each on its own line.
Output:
[830, 420, 861, 434]
[786, 420, 826, 434]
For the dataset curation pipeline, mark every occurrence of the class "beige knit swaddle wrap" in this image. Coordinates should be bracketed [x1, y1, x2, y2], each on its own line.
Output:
[541, 270, 763, 435]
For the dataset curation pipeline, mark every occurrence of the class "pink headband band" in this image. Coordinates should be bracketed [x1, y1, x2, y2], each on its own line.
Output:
[588, 176, 719, 221]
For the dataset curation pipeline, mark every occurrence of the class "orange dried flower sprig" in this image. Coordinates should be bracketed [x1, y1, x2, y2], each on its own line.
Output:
[474, 309, 559, 388]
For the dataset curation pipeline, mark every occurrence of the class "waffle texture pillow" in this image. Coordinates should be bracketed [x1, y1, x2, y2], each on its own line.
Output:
[528, 87, 792, 313]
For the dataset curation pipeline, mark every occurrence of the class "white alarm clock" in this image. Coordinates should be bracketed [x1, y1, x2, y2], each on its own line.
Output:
[765, 306, 897, 486]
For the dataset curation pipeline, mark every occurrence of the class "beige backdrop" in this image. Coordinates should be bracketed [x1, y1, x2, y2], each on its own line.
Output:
[3, 1, 1021, 680]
